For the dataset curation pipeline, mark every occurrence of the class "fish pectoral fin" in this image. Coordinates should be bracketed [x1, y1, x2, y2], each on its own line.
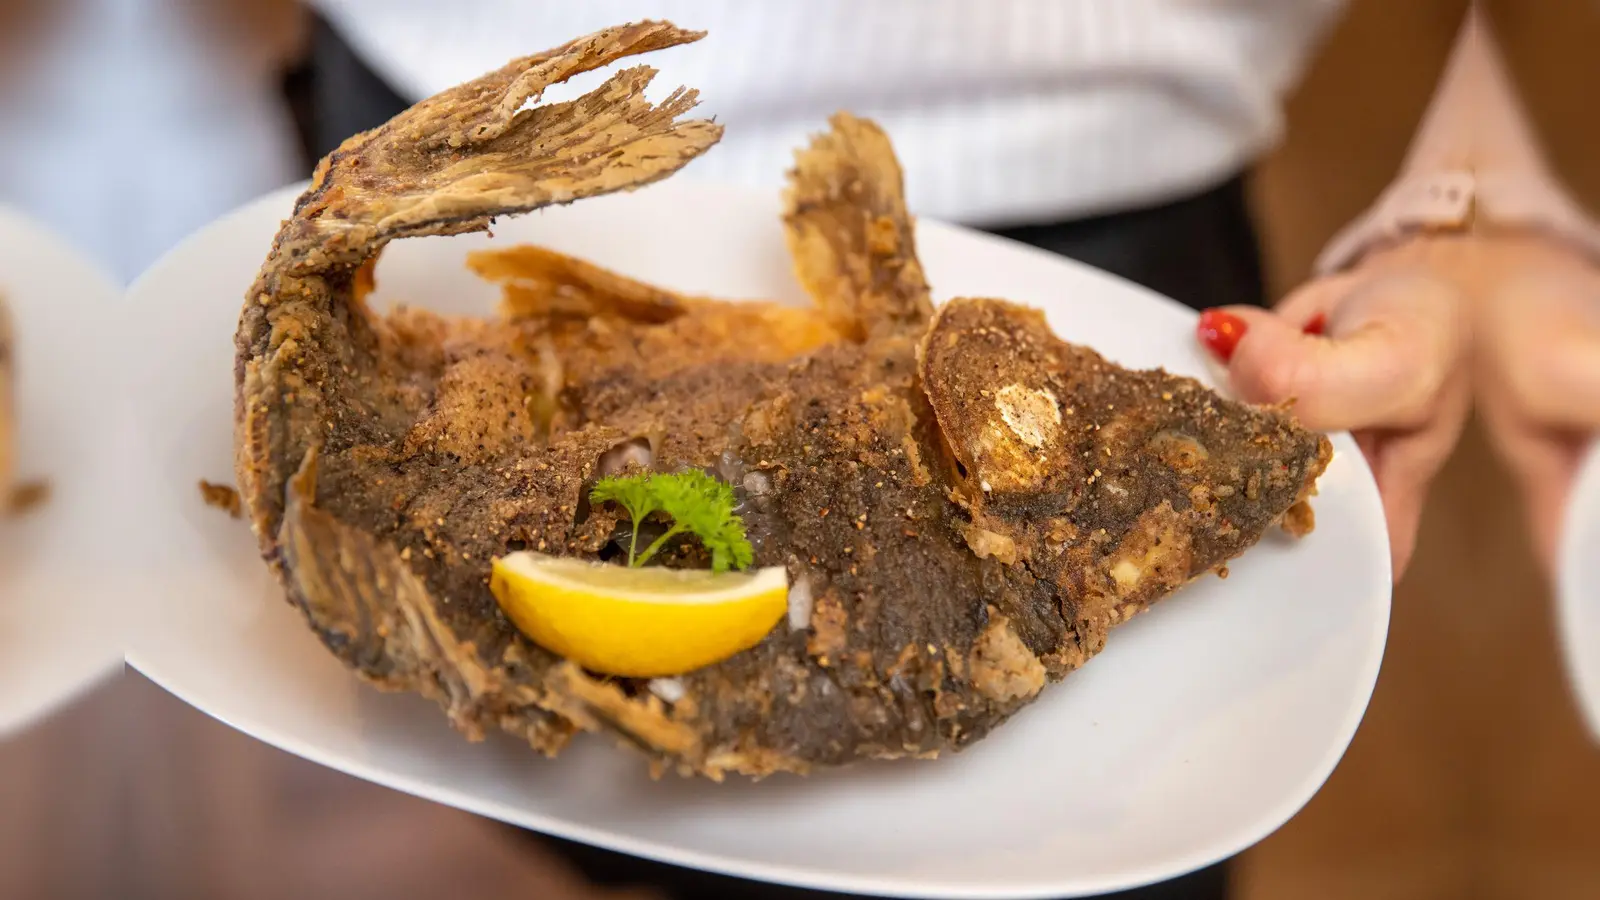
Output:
[919, 298, 1077, 496]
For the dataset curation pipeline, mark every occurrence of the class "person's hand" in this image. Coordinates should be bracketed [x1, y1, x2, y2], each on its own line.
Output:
[1474, 235, 1600, 571]
[1194, 238, 1473, 580]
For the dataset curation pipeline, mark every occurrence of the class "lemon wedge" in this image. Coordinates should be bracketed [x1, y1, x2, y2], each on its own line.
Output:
[490, 552, 789, 678]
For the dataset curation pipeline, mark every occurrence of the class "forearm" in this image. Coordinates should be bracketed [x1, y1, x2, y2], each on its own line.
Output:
[1318, 2, 1599, 273]
[1401, 3, 1546, 178]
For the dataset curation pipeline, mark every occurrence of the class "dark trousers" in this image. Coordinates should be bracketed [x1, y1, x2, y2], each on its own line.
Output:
[283, 13, 1261, 900]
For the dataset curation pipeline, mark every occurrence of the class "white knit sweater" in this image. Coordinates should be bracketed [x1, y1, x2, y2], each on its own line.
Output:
[314, 0, 1345, 226]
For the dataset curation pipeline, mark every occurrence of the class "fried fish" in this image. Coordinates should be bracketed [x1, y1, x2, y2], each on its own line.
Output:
[234, 22, 1332, 779]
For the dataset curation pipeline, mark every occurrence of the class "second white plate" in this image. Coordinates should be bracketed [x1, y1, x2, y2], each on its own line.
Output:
[0, 206, 126, 738]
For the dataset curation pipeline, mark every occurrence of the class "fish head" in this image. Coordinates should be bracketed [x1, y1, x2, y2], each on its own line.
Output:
[917, 297, 1331, 542]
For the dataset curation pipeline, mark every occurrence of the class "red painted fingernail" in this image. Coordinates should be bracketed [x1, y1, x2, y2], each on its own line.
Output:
[1196, 309, 1247, 362]
[1302, 312, 1327, 336]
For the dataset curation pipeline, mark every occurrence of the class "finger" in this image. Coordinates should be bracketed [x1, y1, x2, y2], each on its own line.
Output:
[1381, 469, 1426, 581]
[1479, 388, 1591, 572]
[1274, 274, 1358, 333]
[1527, 458, 1578, 574]
[1367, 378, 1471, 581]
[1353, 427, 1421, 582]
[1501, 428, 1581, 575]
[1200, 275, 1462, 431]
[1486, 274, 1600, 428]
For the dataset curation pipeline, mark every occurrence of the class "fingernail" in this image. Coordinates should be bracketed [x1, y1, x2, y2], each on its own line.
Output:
[1196, 309, 1247, 362]
[1302, 312, 1327, 336]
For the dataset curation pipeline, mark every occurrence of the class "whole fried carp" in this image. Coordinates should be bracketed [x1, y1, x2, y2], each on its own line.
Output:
[234, 22, 1333, 779]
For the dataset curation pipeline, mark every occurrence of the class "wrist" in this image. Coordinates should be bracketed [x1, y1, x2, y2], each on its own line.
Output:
[1315, 170, 1475, 276]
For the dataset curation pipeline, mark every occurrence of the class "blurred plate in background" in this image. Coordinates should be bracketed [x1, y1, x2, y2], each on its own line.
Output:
[0, 206, 126, 738]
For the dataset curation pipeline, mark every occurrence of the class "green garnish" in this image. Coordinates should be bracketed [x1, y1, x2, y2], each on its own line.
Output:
[590, 470, 754, 573]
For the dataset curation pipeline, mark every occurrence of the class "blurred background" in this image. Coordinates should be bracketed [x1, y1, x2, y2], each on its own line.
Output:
[1, 0, 1598, 898]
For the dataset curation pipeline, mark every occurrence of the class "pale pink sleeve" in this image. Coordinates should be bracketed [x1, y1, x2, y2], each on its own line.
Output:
[1315, 3, 1600, 276]
[1315, 172, 1475, 275]
[1478, 172, 1600, 263]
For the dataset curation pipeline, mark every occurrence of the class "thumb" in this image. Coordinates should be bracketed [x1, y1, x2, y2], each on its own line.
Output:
[1198, 275, 1462, 432]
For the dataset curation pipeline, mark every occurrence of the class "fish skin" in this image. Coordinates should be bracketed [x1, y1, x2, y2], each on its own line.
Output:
[234, 21, 1331, 779]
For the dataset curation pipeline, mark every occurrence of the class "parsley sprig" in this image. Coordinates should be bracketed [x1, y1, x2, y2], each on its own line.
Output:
[590, 470, 754, 573]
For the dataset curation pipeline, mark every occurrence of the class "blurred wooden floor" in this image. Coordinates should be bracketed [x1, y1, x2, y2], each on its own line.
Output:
[4, 1, 1600, 898]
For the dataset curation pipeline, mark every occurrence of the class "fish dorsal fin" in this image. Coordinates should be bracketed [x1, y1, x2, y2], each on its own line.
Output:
[783, 114, 932, 341]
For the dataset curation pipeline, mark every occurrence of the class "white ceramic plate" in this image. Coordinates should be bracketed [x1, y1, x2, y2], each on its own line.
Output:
[123, 180, 1390, 899]
[0, 207, 126, 738]
[1558, 441, 1600, 742]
